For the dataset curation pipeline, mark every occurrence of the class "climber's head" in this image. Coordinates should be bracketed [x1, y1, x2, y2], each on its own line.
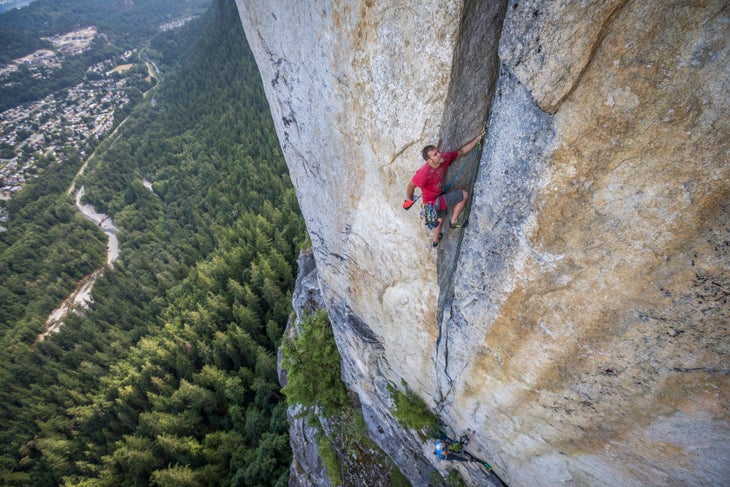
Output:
[422, 145, 444, 167]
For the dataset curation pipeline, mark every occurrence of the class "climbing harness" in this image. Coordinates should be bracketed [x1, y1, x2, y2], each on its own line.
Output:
[419, 142, 481, 231]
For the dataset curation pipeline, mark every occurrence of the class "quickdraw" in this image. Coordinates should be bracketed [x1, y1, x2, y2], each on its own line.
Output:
[420, 202, 439, 230]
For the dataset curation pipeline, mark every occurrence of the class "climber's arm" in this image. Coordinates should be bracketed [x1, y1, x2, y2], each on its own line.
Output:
[405, 181, 417, 201]
[457, 128, 486, 157]
[403, 181, 418, 210]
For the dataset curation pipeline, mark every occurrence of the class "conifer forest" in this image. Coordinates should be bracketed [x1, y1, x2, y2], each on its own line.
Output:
[0, 0, 306, 484]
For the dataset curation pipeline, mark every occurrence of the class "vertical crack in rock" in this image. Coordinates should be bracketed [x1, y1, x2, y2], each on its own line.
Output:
[499, 0, 631, 114]
[550, 0, 630, 113]
[434, 311, 455, 414]
[239, 0, 729, 484]
[433, 0, 509, 412]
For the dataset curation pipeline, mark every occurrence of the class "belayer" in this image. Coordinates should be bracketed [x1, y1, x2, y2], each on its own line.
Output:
[403, 129, 485, 247]
[434, 434, 497, 477]
[434, 435, 471, 462]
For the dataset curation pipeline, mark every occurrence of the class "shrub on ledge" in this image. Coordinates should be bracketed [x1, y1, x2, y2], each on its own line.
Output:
[388, 380, 440, 437]
[280, 309, 348, 417]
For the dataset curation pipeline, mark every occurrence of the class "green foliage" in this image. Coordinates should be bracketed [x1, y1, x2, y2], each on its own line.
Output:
[389, 467, 412, 487]
[0, 27, 51, 63]
[0, 0, 306, 484]
[337, 407, 372, 452]
[0, 156, 107, 339]
[317, 405, 410, 487]
[280, 310, 348, 417]
[0, 0, 209, 111]
[446, 470, 467, 487]
[149, 464, 200, 487]
[388, 381, 440, 436]
[317, 434, 343, 486]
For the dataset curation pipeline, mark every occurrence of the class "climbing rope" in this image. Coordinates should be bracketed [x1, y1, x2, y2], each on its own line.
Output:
[440, 137, 483, 317]
[429, 123, 503, 485]
[441, 139, 481, 194]
[433, 135, 485, 412]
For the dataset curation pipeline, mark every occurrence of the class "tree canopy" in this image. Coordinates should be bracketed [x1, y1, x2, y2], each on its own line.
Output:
[0, 1, 305, 484]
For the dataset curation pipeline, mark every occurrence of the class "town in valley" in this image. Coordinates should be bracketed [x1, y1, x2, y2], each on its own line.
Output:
[0, 24, 163, 230]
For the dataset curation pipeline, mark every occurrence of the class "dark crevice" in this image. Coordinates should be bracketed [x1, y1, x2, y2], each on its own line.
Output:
[433, 0, 509, 409]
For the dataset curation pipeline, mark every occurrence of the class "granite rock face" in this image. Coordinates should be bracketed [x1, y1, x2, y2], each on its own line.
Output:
[237, 0, 729, 485]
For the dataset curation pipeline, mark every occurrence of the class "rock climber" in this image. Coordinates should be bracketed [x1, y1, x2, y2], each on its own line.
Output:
[403, 129, 485, 247]
[433, 440, 469, 462]
[434, 434, 497, 478]
[434, 437, 471, 462]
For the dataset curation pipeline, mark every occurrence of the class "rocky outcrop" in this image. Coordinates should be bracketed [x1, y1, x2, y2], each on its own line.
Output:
[284, 250, 444, 485]
[237, 0, 729, 485]
[280, 250, 331, 487]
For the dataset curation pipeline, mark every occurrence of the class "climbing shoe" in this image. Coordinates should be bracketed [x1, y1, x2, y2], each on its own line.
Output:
[450, 219, 468, 229]
[432, 232, 443, 248]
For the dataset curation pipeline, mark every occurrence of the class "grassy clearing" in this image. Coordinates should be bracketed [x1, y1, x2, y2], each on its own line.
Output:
[108, 63, 134, 73]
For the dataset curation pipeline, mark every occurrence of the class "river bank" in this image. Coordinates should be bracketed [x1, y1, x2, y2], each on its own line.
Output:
[39, 42, 159, 339]
[39, 186, 120, 341]
[74, 186, 120, 266]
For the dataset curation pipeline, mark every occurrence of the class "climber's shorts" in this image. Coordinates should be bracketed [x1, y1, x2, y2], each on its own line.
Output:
[436, 190, 464, 218]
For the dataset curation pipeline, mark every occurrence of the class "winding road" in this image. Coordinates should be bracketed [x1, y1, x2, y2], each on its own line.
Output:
[40, 48, 162, 340]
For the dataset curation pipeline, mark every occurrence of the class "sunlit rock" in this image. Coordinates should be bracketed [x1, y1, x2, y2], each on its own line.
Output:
[238, 0, 729, 485]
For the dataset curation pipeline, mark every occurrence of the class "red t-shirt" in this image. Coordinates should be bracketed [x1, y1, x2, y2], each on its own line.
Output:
[411, 151, 458, 205]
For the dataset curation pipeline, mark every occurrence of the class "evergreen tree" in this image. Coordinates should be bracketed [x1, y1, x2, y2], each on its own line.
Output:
[0, 1, 305, 485]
